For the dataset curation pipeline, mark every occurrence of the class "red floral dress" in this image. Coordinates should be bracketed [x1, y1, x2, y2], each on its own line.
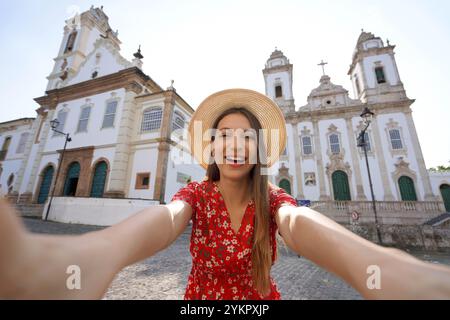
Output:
[171, 179, 297, 300]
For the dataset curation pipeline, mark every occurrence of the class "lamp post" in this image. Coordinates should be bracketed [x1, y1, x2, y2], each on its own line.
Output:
[357, 107, 383, 245]
[44, 119, 71, 221]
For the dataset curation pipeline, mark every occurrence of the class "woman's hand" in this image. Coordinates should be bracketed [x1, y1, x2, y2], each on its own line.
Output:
[276, 205, 450, 299]
[0, 197, 192, 299]
[0, 198, 119, 299]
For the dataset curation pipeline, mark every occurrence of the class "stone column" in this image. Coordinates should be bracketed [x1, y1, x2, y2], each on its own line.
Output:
[404, 110, 435, 200]
[290, 121, 305, 199]
[312, 119, 330, 200]
[104, 83, 142, 198]
[344, 116, 367, 200]
[371, 116, 395, 201]
[153, 90, 176, 204]
[22, 109, 55, 203]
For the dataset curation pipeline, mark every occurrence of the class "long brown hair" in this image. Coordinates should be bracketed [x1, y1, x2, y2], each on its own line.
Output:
[205, 107, 274, 296]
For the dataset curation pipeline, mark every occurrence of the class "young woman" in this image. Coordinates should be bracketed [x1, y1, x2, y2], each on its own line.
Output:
[1, 89, 450, 300]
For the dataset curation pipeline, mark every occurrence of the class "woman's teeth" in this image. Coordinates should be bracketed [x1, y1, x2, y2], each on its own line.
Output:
[225, 156, 245, 164]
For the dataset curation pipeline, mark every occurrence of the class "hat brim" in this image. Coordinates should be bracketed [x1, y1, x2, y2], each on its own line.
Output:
[187, 88, 287, 169]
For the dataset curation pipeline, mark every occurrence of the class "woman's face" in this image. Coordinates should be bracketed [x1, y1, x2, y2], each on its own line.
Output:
[212, 113, 258, 182]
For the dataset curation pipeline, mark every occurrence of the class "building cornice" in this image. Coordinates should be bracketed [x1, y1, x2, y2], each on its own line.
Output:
[34, 67, 162, 109]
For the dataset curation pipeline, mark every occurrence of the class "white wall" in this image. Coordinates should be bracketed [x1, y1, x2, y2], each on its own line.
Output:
[44, 196, 159, 226]
[376, 112, 424, 200]
[44, 89, 125, 153]
[0, 122, 33, 195]
[128, 145, 159, 199]
[164, 147, 205, 204]
[362, 54, 399, 88]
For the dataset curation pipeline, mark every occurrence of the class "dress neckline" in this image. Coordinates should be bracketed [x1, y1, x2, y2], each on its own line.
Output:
[211, 181, 254, 236]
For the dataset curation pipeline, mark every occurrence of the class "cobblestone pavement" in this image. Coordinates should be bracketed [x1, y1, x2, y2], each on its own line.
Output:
[23, 218, 450, 300]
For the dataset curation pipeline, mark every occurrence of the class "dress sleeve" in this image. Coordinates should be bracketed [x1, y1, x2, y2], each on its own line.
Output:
[269, 184, 298, 217]
[171, 181, 199, 208]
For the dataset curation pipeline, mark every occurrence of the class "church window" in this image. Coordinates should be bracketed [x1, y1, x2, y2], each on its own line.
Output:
[329, 134, 341, 154]
[102, 101, 118, 128]
[389, 129, 403, 150]
[354, 74, 361, 96]
[141, 107, 163, 132]
[135, 172, 150, 189]
[358, 132, 372, 153]
[375, 66, 386, 84]
[302, 136, 313, 155]
[77, 106, 91, 132]
[275, 85, 283, 98]
[53, 110, 68, 136]
[64, 30, 78, 53]
[0, 137, 12, 161]
[16, 132, 30, 154]
[172, 111, 185, 132]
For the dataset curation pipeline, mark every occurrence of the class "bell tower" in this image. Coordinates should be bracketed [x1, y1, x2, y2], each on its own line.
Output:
[263, 48, 295, 113]
[348, 31, 407, 103]
[46, 6, 121, 90]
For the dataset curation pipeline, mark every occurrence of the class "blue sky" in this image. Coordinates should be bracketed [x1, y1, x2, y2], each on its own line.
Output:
[0, 0, 449, 168]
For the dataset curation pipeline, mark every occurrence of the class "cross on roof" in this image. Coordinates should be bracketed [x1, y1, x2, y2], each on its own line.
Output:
[318, 60, 328, 76]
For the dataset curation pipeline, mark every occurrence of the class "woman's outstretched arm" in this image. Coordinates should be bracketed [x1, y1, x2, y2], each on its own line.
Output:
[276, 205, 450, 299]
[0, 198, 192, 299]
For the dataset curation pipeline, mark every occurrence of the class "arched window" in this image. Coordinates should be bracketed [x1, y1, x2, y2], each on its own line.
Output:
[275, 85, 283, 98]
[37, 166, 54, 204]
[53, 109, 68, 136]
[375, 66, 386, 84]
[90, 161, 108, 198]
[102, 101, 118, 128]
[0, 136, 12, 161]
[77, 106, 91, 132]
[172, 111, 185, 132]
[398, 176, 417, 201]
[278, 179, 291, 195]
[332, 170, 351, 201]
[440, 184, 450, 212]
[16, 132, 30, 154]
[141, 107, 163, 132]
[64, 30, 78, 53]
[329, 134, 341, 154]
[358, 132, 372, 153]
[301, 136, 312, 155]
[63, 162, 80, 196]
[7, 173, 14, 194]
[389, 129, 403, 150]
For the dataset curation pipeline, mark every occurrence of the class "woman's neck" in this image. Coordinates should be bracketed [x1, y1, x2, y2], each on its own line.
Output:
[216, 178, 252, 207]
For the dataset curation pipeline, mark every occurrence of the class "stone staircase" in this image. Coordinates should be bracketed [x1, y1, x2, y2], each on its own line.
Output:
[14, 203, 44, 218]
[423, 213, 450, 227]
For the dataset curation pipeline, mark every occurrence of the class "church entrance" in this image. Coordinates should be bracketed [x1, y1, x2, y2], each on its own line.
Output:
[63, 162, 80, 196]
[440, 184, 450, 212]
[332, 170, 351, 201]
[398, 176, 417, 201]
[37, 166, 54, 204]
[278, 179, 292, 195]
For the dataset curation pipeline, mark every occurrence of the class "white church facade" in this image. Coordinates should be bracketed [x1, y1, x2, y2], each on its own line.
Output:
[0, 6, 449, 228]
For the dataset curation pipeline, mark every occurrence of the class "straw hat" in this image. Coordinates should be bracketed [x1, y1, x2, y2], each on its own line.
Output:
[187, 88, 287, 169]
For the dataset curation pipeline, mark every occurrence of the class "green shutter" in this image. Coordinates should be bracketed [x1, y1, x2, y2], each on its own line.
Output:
[37, 166, 54, 204]
[398, 176, 417, 201]
[278, 179, 291, 195]
[440, 184, 450, 212]
[332, 170, 351, 201]
[63, 162, 80, 196]
[90, 161, 107, 198]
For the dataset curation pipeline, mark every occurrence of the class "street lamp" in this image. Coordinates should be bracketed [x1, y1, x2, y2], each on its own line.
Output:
[357, 107, 383, 245]
[44, 119, 72, 221]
